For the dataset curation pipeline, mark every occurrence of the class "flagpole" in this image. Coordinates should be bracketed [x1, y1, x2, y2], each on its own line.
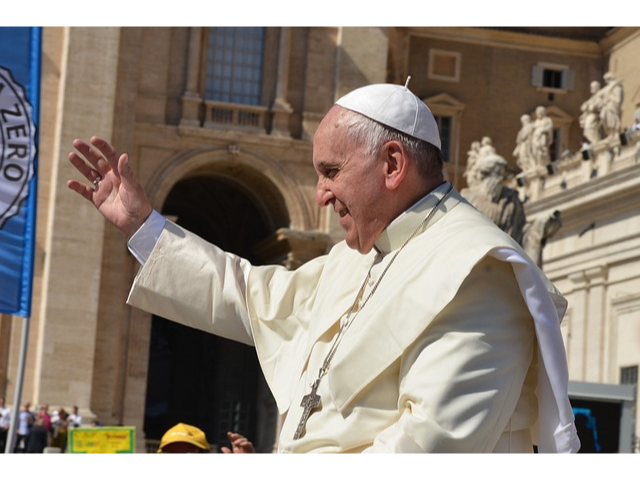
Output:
[4, 315, 30, 453]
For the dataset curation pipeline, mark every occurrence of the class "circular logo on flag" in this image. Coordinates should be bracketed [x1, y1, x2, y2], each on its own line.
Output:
[0, 66, 37, 229]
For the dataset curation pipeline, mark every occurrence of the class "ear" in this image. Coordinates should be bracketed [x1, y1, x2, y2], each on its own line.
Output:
[382, 141, 409, 190]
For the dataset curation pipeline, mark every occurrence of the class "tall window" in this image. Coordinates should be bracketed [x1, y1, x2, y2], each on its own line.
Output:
[435, 115, 451, 163]
[205, 27, 266, 105]
[423, 93, 465, 187]
[620, 365, 638, 385]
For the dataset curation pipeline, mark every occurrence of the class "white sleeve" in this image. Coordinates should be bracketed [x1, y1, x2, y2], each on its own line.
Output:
[127, 220, 255, 345]
[127, 210, 166, 265]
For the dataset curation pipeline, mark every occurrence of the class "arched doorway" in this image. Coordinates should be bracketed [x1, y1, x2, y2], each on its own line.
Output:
[143, 173, 285, 452]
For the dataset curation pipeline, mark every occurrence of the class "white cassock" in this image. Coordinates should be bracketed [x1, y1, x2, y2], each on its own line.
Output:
[127, 182, 580, 453]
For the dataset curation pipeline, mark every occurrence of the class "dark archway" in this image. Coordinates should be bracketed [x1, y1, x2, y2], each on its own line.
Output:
[143, 174, 282, 452]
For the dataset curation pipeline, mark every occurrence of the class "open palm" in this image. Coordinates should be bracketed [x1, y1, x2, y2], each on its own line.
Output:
[67, 136, 153, 237]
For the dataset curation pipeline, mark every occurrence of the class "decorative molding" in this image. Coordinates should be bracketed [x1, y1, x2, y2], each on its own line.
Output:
[428, 49, 461, 83]
[405, 27, 603, 58]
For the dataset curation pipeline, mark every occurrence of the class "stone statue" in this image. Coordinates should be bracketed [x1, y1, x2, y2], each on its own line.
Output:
[461, 151, 526, 246]
[478, 136, 496, 158]
[513, 114, 535, 172]
[463, 140, 481, 187]
[531, 106, 554, 169]
[523, 210, 562, 268]
[464, 137, 498, 187]
[579, 80, 603, 145]
[461, 143, 562, 267]
[599, 72, 624, 142]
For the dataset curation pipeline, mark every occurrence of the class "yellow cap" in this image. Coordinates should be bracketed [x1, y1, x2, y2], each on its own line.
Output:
[157, 423, 210, 453]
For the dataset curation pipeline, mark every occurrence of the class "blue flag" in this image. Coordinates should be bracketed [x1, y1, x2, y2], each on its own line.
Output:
[0, 27, 41, 317]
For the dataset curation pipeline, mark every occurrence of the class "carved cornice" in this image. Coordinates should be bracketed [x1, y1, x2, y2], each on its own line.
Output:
[404, 27, 603, 58]
[599, 27, 640, 54]
[524, 159, 640, 231]
[568, 265, 608, 288]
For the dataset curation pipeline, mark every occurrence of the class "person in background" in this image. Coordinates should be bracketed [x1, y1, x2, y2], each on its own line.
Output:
[0, 397, 11, 453]
[68, 405, 83, 428]
[26, 417, 49, 453]
[51, 408, 69, 452]
[156, 423, 211, 453]
[37, 404, 52, 439]
[14, 402, 35, 453]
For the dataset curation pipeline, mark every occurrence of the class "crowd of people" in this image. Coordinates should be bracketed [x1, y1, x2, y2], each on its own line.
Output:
[2, 396, 253, 454]
[0, 398, 83, 454]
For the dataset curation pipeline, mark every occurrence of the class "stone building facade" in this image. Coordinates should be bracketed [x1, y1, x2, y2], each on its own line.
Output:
[1, 26, 638, 452]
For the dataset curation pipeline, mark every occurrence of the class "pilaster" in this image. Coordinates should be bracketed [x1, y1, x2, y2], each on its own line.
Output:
[180, 27, 204, 128]
[35, 27, 121, 408]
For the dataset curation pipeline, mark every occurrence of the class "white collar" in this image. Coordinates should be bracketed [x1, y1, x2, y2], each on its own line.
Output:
[374, 182, 452, 254]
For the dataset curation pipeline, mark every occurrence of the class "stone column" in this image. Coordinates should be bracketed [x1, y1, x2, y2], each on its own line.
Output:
[335, 27, 389, 98]
[270, 27, 293, 138]
[35, 27, 120, 409]
[583, 266, 609, 383]
[121, 307, 153, 453]
[180, 27, 204, 127]
[567, 271, 588, 380]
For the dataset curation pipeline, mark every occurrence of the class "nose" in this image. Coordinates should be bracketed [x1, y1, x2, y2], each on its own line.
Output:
[315, 179, 334, 207]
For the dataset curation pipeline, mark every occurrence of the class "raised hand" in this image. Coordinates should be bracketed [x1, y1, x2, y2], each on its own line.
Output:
[67, 136, 153, 238]
[220, 431, 256, 454]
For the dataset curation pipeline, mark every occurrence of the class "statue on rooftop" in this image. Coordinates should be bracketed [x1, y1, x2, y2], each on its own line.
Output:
[599, 72, 624, 143]
[579, 80, 603, 145]
[461, 140, 561, 267]
[513, 113, 535, 172]
[531, 106, 554, 169]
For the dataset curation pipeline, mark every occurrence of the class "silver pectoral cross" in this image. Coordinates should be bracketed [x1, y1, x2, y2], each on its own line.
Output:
[293, 378, 321, 440]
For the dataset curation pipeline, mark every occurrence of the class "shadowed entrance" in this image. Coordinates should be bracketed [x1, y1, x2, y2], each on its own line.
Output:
[143, 174, 281, 452]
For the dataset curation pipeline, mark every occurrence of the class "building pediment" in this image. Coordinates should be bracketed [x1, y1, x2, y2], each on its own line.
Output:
[542, 105, 574, 124]
[423, 93, 466, 114]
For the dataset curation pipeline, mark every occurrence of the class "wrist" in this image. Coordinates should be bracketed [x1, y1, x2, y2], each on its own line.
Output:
[127, 206, 153, 239]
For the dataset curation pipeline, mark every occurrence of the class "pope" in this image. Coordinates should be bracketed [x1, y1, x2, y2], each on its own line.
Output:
[67, 82, 580, 453]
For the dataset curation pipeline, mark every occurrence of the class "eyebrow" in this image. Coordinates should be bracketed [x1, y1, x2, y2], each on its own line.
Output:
[316, 160, 337, 169]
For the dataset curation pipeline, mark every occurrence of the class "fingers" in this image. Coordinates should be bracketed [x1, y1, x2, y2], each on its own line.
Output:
[226, 432, 255, 453]
[235, 439, 255, 452]
[220, 447, 232, 454]
[117, 153, 135, 187]
[66, 179, 94, 202]
[68, 151, 103, 186]
[70, 137, 114, 179]
[90, 136, 121, 171]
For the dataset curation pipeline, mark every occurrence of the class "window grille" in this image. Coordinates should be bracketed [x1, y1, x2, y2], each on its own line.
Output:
[620, 365, 638, 385]
[205, 27, 265, 106]
[435, 115, 451, 162]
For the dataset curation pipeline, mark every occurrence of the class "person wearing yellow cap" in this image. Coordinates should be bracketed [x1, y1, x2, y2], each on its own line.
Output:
[68, 81, 579, 454]
[157, 424, 254, 453]
[157, 423, 211, 453]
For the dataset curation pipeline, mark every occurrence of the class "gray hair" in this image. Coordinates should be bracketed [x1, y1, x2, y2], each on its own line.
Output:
[338, 109, 443, 179]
